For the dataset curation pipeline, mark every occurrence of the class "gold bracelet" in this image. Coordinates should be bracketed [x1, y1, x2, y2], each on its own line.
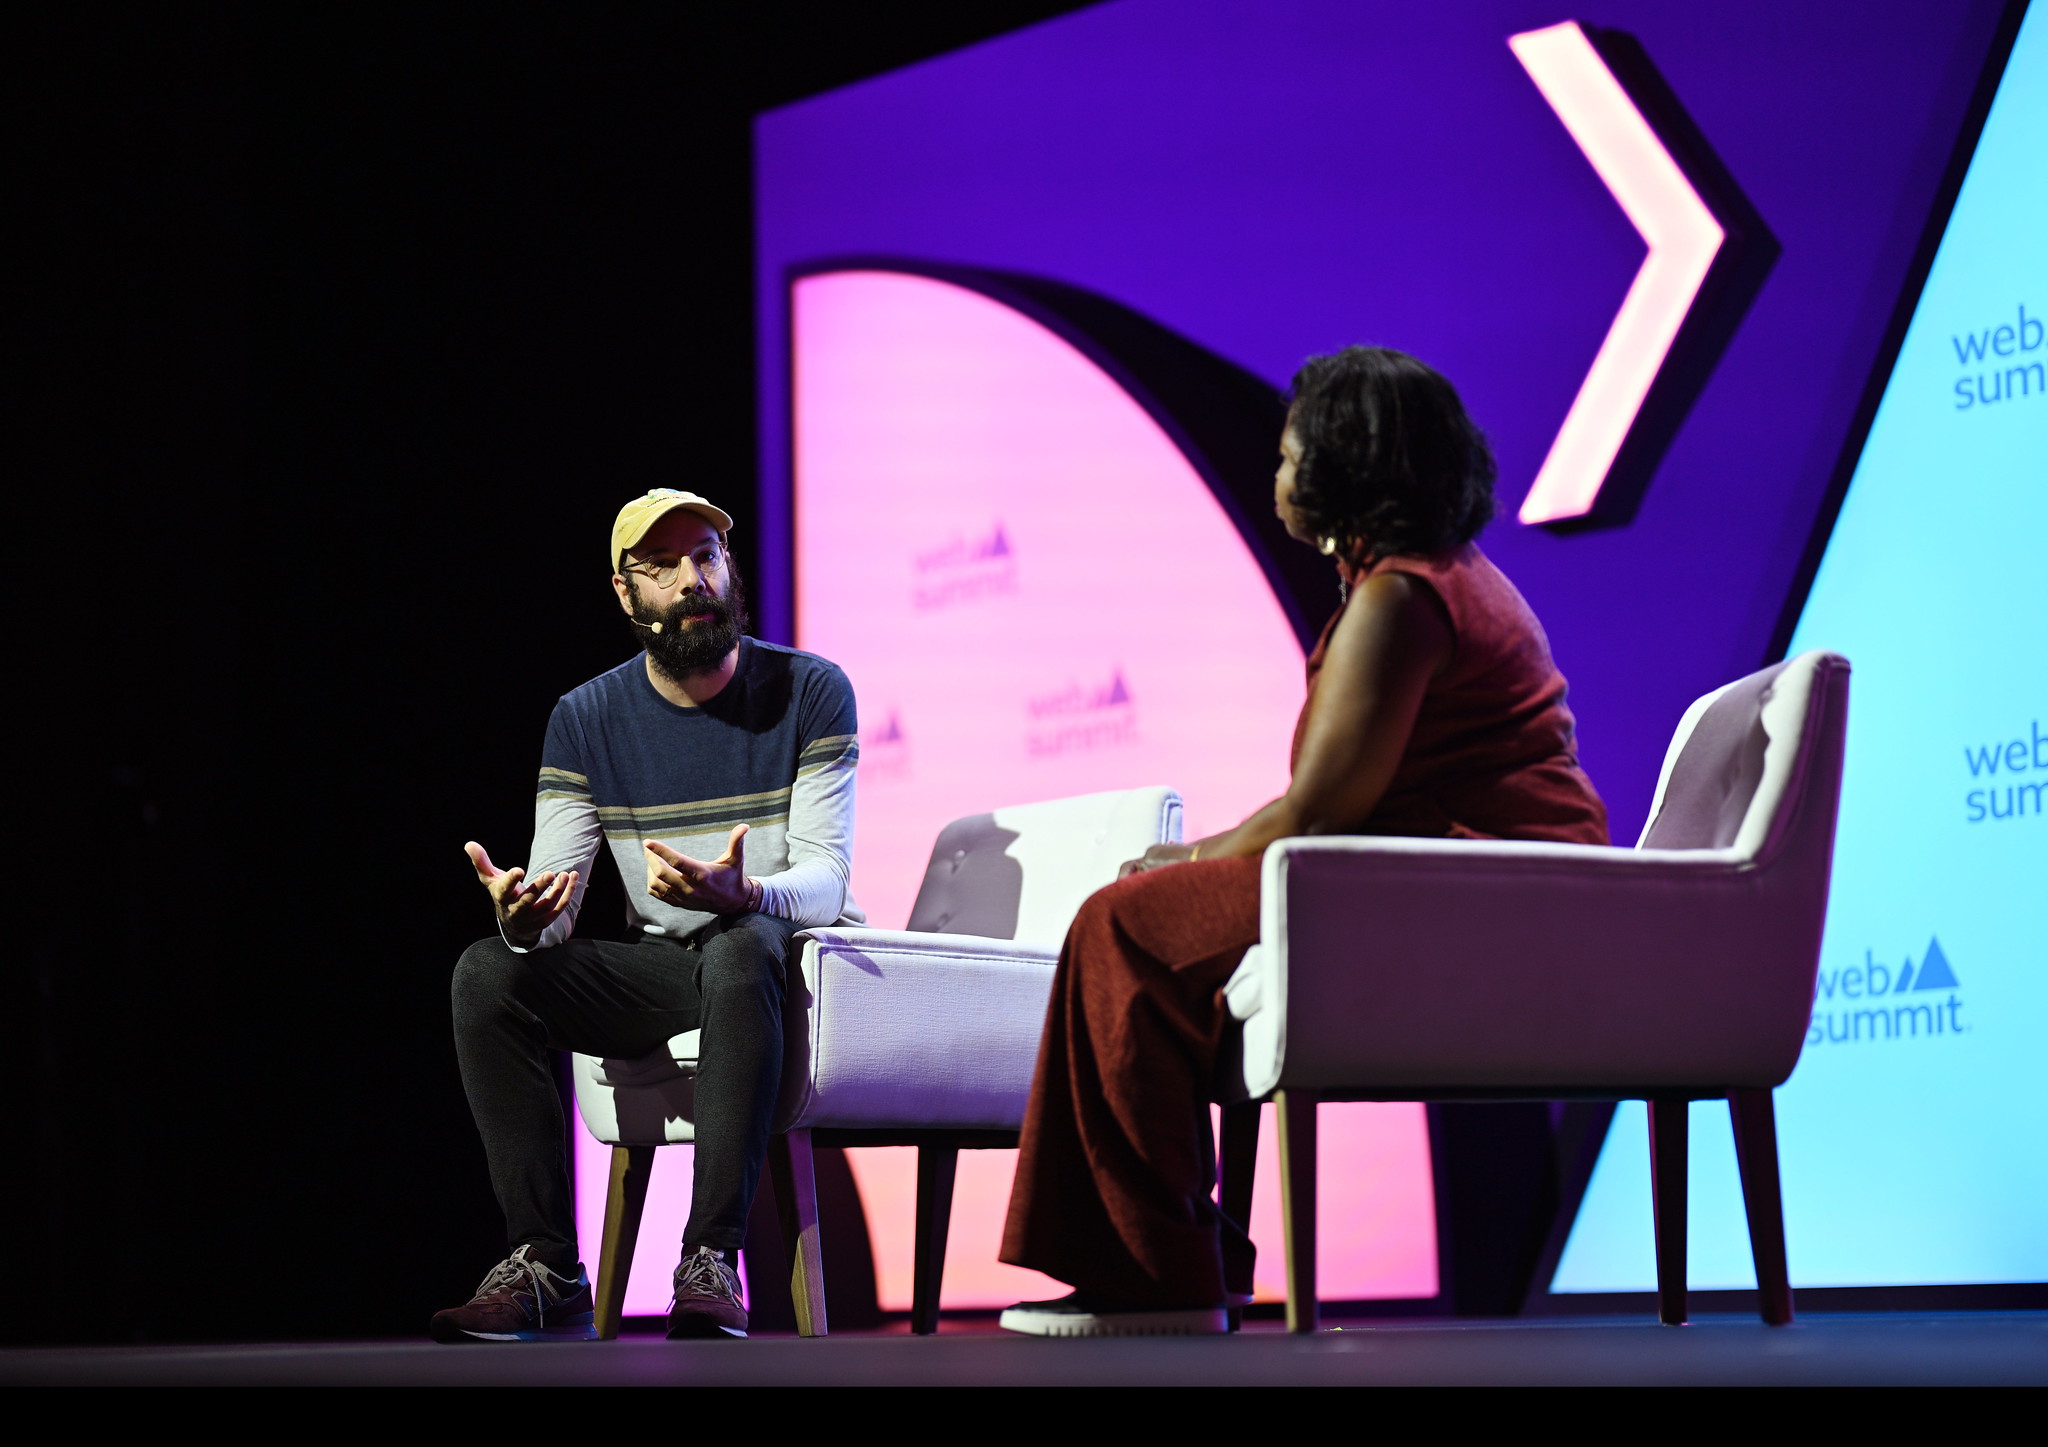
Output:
[1189, 842, 1202, 862]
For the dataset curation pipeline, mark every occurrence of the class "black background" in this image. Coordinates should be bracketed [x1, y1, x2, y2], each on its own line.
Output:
[13, 1, 1096, 1344]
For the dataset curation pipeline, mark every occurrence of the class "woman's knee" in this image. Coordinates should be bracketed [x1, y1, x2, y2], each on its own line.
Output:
[1077, 869, 1159, 937]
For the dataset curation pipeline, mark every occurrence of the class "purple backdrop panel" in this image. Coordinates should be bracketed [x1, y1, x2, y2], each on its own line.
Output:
[756, 0, 2005, 844]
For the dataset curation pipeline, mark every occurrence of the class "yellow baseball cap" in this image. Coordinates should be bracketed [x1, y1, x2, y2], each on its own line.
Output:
[610, 489, 735, 571]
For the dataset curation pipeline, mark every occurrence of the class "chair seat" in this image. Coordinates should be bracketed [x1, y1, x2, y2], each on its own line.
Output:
[777, 929, 1061, 1132]
[573, 1031, 704, 1146]
[575, 783, 1185, 1339]
[573, 930, 1064, 1145]
[1224, 836, 1825, 1099]
[587, 1029, 702, 1087]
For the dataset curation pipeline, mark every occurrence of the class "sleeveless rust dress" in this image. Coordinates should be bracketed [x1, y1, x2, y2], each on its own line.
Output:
[1002, 544, 1607, 1305]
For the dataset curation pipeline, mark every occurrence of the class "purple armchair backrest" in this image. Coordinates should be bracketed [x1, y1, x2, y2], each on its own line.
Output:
[1638, 650, 1851, 865]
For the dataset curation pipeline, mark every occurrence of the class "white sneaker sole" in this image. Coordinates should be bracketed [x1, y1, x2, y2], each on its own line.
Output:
[456, 1325, 600, 1343]
[998, 1305, 1229, 1337]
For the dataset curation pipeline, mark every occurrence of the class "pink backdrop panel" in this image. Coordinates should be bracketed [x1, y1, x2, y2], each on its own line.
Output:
[794, 269, 1300, 931]
[573, 1136, 711, 1318]
[790, 268, 1439, 1309]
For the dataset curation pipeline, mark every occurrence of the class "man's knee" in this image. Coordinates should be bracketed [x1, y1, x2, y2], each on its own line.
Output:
[696, 918, 792, 1001]
[452, 935, 529, 1018]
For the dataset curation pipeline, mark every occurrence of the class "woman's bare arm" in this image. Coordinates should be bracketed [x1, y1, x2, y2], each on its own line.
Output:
[1127, 571, 1451, 871]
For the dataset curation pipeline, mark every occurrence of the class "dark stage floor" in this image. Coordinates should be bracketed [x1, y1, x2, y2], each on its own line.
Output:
[6, 1312, 2044, 1387]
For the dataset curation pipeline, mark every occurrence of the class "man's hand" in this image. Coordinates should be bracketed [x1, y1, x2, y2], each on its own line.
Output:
[466, 841, 579, 948]
[645, 824, 757, 915]
[1117, 841, 1198, 879]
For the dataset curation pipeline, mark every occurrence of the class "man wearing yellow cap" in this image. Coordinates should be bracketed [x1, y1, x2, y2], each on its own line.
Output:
[433, 490, 863, 1343]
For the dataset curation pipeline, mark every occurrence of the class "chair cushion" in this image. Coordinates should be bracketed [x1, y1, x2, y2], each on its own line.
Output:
[1641, 665, 1781, 849]
[572, 1030, 703, 1146]
[1639, 651, 1836, 860]
[583, 1029, 701, 1087]
[904, 786, 1181, 948]
[777, 929, 1060, 1131]
[572, 785, 1181, 1144]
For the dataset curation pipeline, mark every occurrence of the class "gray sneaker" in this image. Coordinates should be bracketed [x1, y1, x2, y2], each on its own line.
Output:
[667, 1246, 748, 1339]
[429, 1246, 597, 1343]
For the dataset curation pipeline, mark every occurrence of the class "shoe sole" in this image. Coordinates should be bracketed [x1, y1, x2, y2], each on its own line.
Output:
[453, 1327, 601, 1342]
[666, 1315, 748, 1340]
[998, 1306, 1229, 1337]
[430, 1311, 599, 1344]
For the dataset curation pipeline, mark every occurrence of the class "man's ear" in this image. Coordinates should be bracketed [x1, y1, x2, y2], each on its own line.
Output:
[612, 572, 636, 615]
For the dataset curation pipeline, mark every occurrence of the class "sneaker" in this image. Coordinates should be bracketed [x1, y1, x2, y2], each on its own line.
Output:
[429, 1245, 597, 1343]
[999, 1289, 1228, 1337]
[667, 1246, 748, 1339]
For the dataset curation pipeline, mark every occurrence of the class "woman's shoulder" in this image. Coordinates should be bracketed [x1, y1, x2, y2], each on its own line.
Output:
[1372, 544, 1554, 662]
[1375, 543, 1529, 609]
[1367, 540, 1485, 581]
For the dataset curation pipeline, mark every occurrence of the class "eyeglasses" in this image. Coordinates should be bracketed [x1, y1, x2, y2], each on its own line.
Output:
[622, 543, 726, 590]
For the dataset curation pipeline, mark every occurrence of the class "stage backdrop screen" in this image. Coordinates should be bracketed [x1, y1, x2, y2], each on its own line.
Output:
[786, 267, 1439, 1313]
[1553, 8, 2047, 1293]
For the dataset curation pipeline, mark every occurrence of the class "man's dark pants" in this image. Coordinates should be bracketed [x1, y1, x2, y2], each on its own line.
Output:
[452, 912, 799, 1270]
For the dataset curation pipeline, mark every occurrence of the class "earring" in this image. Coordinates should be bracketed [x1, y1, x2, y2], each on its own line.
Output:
[1318, 536, 1339, 556]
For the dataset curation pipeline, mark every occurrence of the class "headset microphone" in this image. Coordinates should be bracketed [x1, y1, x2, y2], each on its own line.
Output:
[632, 618, 664, 634]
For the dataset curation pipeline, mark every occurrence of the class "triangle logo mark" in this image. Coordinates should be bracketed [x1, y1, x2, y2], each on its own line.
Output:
[1102, 671, 1131, 708]
[1911, 936, 1959, 992]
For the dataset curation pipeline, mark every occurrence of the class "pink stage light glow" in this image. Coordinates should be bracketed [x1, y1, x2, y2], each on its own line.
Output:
[1509, 21, 1726, 526]
[789, 267, 1437, 1310]
[575, 1139, 704, 1318]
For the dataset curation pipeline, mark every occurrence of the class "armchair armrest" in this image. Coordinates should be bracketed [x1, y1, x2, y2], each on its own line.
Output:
[777, 928, 1062, 1132]
[1228, 836, 1828, 1099]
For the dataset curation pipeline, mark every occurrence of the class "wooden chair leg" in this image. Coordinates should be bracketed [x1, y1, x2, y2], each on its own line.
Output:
[1219, 1102, 1260, 1332]
[769, 1129, 829, 1337]
[1647, 1098, 1689, 1326]
[1276, 1090, 1319, 1334]
[910, 1143, 960, 1336]
[1729, 1089, 1795, 1326]
[595, 1144, 655, 1340]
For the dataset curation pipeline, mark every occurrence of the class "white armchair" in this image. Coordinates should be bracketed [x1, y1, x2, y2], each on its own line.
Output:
[1219, 650, 1849, 1331]
[574, 784, 1183, 1337]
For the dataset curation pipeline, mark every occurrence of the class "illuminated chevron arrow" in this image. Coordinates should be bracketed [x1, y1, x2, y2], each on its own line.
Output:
[1510, 21, 1773, 528]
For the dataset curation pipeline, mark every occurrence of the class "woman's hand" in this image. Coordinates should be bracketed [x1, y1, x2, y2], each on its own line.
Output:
[1117, 842, 1198, 878]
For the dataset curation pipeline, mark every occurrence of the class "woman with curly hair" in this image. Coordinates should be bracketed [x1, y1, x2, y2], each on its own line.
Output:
[998, 345, 1609, 1336]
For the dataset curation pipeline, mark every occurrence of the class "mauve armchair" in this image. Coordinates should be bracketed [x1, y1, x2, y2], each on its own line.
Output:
[1219, 650, 1849, 1330]
[573, 784, 1183, 1337]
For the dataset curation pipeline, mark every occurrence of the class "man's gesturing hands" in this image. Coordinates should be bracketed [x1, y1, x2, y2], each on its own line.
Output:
[465, 841, 579, 948]
[645, 823, 758, 916]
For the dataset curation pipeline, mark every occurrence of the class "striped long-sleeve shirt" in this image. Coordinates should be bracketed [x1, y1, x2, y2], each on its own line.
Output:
[513, 637, 864, 951]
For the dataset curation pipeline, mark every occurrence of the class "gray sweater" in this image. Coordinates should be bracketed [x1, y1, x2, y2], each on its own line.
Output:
[512, 638, 864, 951]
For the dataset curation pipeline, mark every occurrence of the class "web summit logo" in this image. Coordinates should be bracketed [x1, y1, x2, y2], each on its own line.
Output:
[913, 523, 1016, 610]
[1951, 304, 2044, 410]
[1807, 936, 1968, 1048]
[1027, 669, 1135, 758]
[862, 710, 910, 784]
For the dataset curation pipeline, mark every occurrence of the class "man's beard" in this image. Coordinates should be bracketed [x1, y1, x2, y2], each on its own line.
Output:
[632, 576, 748, 677]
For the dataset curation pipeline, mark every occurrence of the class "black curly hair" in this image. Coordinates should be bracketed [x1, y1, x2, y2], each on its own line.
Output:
[1285, 346, 1497, 561]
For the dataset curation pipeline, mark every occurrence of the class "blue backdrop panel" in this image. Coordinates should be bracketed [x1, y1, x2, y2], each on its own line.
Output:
[1554, 6, 2047, 1291]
